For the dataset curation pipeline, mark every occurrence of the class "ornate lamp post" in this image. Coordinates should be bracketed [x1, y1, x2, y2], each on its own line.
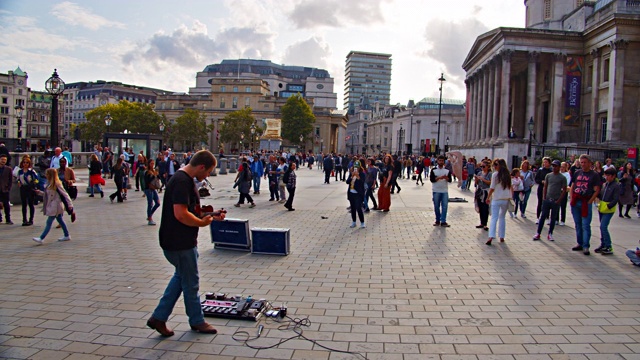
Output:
[104, 113, 112, 147]
[45, 69, 65, 148]
[320, 138, 324, 153]
[408, 106, 414, 155]
[250, 123, 256, 152]
[299, 134, 304, 152]
[527, 117, 534, 157]
[240, 132, 244, 151]
[436, 73, 446, 155]
[159, 121, 165, 150]
[445, 136, 450, 153]
[14, 104, 24, 152]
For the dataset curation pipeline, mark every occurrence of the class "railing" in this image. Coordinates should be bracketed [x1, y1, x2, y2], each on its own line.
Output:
[556, 128, 613, 144]
[530, 144, 624, 163]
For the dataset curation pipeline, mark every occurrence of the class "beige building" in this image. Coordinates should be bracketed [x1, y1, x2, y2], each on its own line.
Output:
[0, 67, 29, 148]
[157, 77, 347, 153]
[462, 0, 640, 162]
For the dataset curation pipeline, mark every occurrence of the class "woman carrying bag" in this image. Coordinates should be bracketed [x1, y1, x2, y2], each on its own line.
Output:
[595, 167, 620, 255]
[32, 168, 73, 245]
[17, 155, 38, 226]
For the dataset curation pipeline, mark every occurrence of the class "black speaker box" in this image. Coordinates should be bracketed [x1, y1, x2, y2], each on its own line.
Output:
[251, 228, 290, 255]
[213, 243, 251, 252]
[210, 218, 250, 247]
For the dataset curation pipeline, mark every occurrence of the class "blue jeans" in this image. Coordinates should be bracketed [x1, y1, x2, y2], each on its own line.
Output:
[40, 215, 69, 239]
[145, 189, 160, 219]
[252, 176, 261, 193]
[626, 249, 640, 265]
[489, 199, 509, 238]
[598, 212, 614, 249]
[571, 200, 593, 248]
[519, 189, 531, 215]
[152, 248, 205, 326]
[433, 192, 449, 223]
[89, 184, 102, 195]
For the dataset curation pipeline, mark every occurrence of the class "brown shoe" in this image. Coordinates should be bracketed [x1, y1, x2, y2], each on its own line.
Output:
[146, 317, 174, 337]
[190, 322, 218, 334]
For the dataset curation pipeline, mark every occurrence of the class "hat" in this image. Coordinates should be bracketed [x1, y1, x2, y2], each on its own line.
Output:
[551, 160, 561, 166]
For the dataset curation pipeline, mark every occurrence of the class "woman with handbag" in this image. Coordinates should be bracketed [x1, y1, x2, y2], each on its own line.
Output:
[377, 155, 393, 212]
[234, 160, 256, 208]
[617, 162, 635, 218]
[486, 158, 512, 245]
[57, 157, 77, 199]
[109, 158, 126, 203]
[510, 168, 524, 218]
[596, 168, 620, 255]
[144, 159, 161, 225]
[519, 160, 535, 218]
[32, 168, 73, 244]
[474, 160, 492, 231]
[17, 155, 38, 226]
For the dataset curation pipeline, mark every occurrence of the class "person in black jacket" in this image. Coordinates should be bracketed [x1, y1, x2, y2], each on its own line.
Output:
[109, 158, 126, 203]
[323, 154, 334, 184]
[535, 157, 552, 223]
[88, 154, 104, 198]
[346, 161, 366, 228]
[390, 155, 402, 194]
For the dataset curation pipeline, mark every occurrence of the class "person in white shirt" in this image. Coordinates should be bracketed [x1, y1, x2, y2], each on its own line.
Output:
[603, 158, 615, 171]
[49, 147, 64, 169]
[486, 158, 512, 245]
[429, 155, 452, 227]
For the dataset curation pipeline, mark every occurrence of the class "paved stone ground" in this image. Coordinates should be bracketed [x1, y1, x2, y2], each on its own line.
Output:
[1, 166, 639, 360]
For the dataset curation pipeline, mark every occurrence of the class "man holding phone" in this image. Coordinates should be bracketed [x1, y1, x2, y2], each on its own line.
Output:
[430, 155, 452, 227]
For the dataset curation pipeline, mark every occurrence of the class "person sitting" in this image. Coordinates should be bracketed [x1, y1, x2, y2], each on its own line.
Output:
[626, 240, 640, 267]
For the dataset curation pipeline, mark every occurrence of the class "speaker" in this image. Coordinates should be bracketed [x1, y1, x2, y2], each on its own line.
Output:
[251, 228, 290, 256]
[214, 243, 251, 252]
[210, 218, 250, 247]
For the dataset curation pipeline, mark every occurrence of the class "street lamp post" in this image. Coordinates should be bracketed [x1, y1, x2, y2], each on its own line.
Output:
[436, 73, 446, 155]
[250, 123, 256, 152]
[445, 136, 450, 153]
[527, 117, 534, 157]
[300, 134, 304, 152]
[45, 69, 65, 149]
[320, 138, 324, 153]
[159, 121, 165, 149]
[408, 106, 414, 155]
[240, 132, 244, 151]
[14, 104, 24, 152]
[397, 124, 403, 155]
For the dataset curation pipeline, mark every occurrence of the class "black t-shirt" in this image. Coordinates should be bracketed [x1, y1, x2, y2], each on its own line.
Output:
[571, 169, 600, 198]
[159, 170, 199, 251]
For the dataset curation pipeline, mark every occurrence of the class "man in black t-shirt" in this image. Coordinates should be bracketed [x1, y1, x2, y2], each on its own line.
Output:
[390, 155, 402, 194]
[569, 154, 601, 255]
[147, 150, 225, 337]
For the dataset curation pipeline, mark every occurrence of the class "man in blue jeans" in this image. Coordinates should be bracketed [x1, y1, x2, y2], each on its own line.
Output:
[569, 154, 601, 255]
[430, 155, 452, 227]
[147, 150, 225, 337]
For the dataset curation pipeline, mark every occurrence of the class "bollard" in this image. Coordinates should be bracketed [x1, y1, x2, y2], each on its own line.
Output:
[229, 157, 237, 173]
[219, 158, 228, 175]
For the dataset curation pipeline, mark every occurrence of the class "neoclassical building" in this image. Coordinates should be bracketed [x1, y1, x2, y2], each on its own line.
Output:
[461, 0, 640, 162]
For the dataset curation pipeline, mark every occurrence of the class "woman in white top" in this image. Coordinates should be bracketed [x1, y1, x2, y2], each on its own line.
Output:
[486, 158, 512, 245]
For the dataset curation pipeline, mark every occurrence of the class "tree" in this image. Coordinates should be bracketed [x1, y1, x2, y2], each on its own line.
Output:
[169, 108, 213, 151]
[79, 101, 164, 144]
[219, 108, 262, 150]
[281, 94, 315, 146]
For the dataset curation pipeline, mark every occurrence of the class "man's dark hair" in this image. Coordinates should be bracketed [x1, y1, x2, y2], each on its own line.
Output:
[437, 155, 446, 161]
[604, 167, 617, 176]
[189, 150, 216, 169]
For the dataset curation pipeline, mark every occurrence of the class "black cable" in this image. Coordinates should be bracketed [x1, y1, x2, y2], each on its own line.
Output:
[232, 315, 369, 360]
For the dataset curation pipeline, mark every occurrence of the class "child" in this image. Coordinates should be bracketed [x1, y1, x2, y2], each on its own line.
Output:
[32, 168, 73, 245]
[461, 167, 469, 191]
[510, 168, 524, 218]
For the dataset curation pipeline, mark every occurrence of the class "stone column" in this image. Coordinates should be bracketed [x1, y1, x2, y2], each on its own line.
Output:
[473, 74, 480, 142]
[607, 39, 628, 143]
[589, 48, 600, 144]
[551, 52, 565, 143]
[499, 49, 513, 139]
[526, 51, 539, 140]
[465, 79, 472, 143]
[492, 58, 501, 141]
[478, 67, 486, 143]
[486, 59, 496, 140]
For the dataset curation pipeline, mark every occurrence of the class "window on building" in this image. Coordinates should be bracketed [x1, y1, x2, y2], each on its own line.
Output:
[0, 106, 8, 114]
[0, 117, 6, 126]
[221, 86, 226, 92]
[544, 0, 552, 19]
[245, 97, 250, 108]
[384, 138, 387, 146]
[584, 117, 591, 143]
[31, 126, 37, 136]
[220, 97, 225, 108]
[1, 98, 6, 104]
[233, 86, 238, 92]
[18, 89, 23, 95]
[384, 126, 388, 133]
[1, 86, 7, 94]
[41, 115, 46, 122]
[40, 127, 47, 136]
[161, 103, 165, 109]
[245, 87, 251, 92]
[600, 117, 608, 142]
[603, 58, 610, 82]
[0, 129, 6, 137]
[232, 97, 238, 108]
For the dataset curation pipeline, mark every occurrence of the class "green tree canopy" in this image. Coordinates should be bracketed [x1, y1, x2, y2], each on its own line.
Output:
[169, 108, 213, 151]
[281, 94, 315, 145]
[219, 108, 262, 147]
[79, 101, 164, 143]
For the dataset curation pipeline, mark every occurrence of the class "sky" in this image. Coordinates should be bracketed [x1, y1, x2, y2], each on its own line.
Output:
[0, 0, 525, 105]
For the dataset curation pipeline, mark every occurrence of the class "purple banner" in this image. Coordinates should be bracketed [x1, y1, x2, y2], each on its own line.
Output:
[563, 57, 583, 127]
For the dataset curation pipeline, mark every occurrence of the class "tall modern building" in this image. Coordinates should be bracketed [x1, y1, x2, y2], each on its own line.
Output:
[344, 51, 392, 115]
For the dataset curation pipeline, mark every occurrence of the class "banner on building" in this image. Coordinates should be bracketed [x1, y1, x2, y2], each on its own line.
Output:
[564, 56, 583, 127]
[264, 119, 282, 139]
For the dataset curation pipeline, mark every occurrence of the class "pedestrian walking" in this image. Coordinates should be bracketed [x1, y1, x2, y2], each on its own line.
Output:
[486, 158, 512, 245]
[377, 155, 393, 212]
[519, 160, 535, 218]
[88, 154, 105, 198]
[31, 168, 73, 244]
[570, 154, 601, 255]
[0, 154, 12, 224]
[283, 162, 297, 211]
[144, 159, 161, 225]
[109, 158, 126, 203]
[430, 155, 452, 227]
[594, 167, 620, 255]
[474, 160, 492, 231]
[234, 160, 255, 208]
[532, 160, 567, 241]
[346, 160, 366, 227]
[17, 155, 38, 226]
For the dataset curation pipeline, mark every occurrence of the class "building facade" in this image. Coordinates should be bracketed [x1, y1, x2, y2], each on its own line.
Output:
[344, 51, 392, 115]
[462, 0, 640, 163]
[0, 67, 29, 149]
[158, 62, 348, 153]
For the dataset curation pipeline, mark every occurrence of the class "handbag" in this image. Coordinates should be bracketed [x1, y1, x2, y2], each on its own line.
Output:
[508, 199, 515, 213]
[149, 176, 161, 190]
[67, 185, 78, 200]
[598, 200, 616, 214]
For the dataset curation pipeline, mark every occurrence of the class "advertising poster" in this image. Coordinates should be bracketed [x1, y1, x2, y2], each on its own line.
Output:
[564, 56, 583, 127]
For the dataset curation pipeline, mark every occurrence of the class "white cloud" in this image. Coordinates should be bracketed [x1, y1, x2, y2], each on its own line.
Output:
[51, 1, 125, 30]
[282, 37, 331, 69]
[0, 16, 73, 51]
[288, 0, 389, 29]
